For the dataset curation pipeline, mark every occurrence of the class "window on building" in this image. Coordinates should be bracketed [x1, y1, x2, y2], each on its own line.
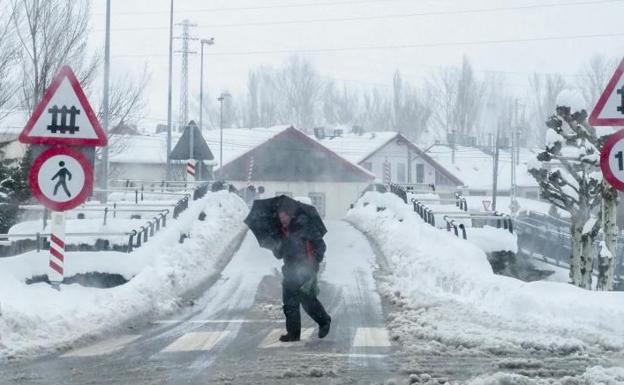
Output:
[416, 164, 425, 184]
[362, 162, 372, 171]
[397, 163, 406, 183]
[308, 192, 326, 218]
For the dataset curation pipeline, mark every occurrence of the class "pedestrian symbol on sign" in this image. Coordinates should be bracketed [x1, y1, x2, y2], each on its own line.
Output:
[52, 161, 72, 197]
[47, 105, 80, 134]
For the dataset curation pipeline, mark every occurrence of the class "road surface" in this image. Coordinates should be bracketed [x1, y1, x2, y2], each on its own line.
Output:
[0, 221, 400, 385]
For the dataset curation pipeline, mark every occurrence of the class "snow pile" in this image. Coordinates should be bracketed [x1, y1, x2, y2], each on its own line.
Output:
[347, 192, 624, 352]
[467, 366, 624, 385]
[0, 191, 249, 359]
[465, 226, 517, 253]
[556, 89, 586, 113]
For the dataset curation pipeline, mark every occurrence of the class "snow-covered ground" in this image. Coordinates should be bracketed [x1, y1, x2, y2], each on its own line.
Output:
[0, 191, 248, 359]
[347, 192, 624, 383]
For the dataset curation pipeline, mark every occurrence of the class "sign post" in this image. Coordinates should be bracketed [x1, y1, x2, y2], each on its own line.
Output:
[590, 58, 624, 291]
[19, 66, 107, 288]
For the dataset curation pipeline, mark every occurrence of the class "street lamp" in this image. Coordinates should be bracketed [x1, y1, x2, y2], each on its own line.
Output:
[199, 38, 214, 132]
[217, 92, 231, 179]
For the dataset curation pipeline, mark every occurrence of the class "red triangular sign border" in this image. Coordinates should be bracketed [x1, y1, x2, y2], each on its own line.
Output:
[589, 57, 624, 127]
[19, 65, 107, 146]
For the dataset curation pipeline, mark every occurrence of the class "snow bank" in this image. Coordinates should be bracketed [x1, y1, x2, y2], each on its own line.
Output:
[466, 226, 517, 253]
[347, 192, 624, 349]
[467, 366, 624, 385]
[0, 191, 248, 359]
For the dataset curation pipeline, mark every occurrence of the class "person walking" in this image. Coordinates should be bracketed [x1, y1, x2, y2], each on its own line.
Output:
[272, 199, 331, 342]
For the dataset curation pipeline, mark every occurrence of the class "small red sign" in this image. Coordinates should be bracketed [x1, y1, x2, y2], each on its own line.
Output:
[482, 200, 492, 211]
[600, 129, 624, 191]
[19, 66, 107, 147]
[29, 146, 94, 211]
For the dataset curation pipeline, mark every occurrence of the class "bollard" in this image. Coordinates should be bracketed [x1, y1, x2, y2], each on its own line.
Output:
[459, 224, 467, 239]
[162, 211, 168, 227]
[453, 223, 459, 237]
[142, 226, 148, 243]
[128, 230, 137, 253]
[155, 216, 160, 231]
[430, 212, 436, 227]
[149, 221, 155, 237]
[508, 219, 514, 234]
[141, 185, 144, 201]
[135, 189, 139, 204]
[103, 207, 108, 226]
[36, 232, 41, 252]
[113, 202, 117, 218]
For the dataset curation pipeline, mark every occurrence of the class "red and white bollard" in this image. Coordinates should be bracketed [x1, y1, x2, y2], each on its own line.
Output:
[48, 211, 66, 286]
[187, 159, 196, 182]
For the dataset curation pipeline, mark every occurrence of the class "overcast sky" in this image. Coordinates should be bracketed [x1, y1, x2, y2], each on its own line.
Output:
[88, 0, 624, 131]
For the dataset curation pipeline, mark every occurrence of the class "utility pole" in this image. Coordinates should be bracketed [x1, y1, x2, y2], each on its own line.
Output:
[510, 98, 518, 214]
[451, 129, 456, 164]
[217, 92, 231, 180]
[166, 0, 174, 179]
[101, 0, 111, 202]
[175, 20, 198, 131]
[492, 122, 500, 211]
[199, 38, 214, 132]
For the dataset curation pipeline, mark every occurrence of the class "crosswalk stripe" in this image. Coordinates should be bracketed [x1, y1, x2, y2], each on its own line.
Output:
[161, 331, 229, 353]
[353, 327, 391, 347]
[259, 328, 314, 348]
[62, 335, 141, 357]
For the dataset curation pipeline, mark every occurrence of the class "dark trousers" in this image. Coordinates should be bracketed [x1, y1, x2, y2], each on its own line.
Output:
[282, 284, 330, 337]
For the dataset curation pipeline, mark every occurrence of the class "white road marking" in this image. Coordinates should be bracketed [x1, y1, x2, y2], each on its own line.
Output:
[62, 335, 141, 357]
[353, 327, 392, 347]
[259, 328, 314, 348]
[153, 319, 281, 325]
[296, 353, 388, 359]
[161, 331, 229, 352]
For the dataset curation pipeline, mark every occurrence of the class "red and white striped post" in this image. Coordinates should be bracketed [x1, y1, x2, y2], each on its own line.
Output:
[247, 156, 255, 185]
[383, 160, 391, 184]
[187, 159, 196, 182]
[48, 211, 66, 285]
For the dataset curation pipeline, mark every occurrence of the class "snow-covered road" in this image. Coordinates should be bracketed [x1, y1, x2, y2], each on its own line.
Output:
[0, 221, 400, 385]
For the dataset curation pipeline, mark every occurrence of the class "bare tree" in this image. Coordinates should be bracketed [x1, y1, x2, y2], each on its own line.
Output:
[392, 71, 433, 141]
[277, 55, 324, 131]
[528, 73, 566, 146]
[322, 81, 358, 126]
[429, 67, 456, 136]
[0, 1, 19, 122]
[12, 0, 99, 112]
[358, 89, 392, 131]
[577, 54, 619, 107]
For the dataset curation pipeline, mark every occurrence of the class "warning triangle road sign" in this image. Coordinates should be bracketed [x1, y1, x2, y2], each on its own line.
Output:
[19, 65, 107, 147]
[590, 58, 624, 127]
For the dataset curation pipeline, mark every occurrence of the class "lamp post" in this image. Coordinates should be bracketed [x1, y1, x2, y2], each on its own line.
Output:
[166, 0, 174, 180]
[217, 92, 231, 179]
[101, 0, 111, 202]
[199, 38, 214, 132]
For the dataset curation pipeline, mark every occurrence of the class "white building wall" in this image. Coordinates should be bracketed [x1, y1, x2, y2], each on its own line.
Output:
[231, 180, 369, 219]
[363, 140, 437, 185]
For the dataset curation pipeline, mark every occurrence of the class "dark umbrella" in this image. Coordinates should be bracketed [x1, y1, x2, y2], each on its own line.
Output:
[244, 195, 326, 250]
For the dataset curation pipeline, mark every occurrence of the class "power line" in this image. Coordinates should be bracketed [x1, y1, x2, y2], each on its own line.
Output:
[103, 0, 624, 31]
[94, 0, 416, 16]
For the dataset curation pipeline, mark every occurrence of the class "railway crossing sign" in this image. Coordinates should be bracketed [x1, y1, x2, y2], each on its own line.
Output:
[19, 65, 107, 147]
[29, 146, 94, 212]
[589, 58, 624, 127]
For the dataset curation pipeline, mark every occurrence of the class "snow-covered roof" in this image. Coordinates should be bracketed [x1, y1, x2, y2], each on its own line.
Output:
[108, 126, 292, 167]
[109, 134, 168, 164]
[314, 131, 398, 164]
[426, 145, 539, 190]
[204, 126, 289, 169]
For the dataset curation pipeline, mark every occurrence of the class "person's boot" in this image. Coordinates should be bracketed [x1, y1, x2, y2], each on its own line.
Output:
[279, 333, 300, 342]
[318, 316, 331, 339]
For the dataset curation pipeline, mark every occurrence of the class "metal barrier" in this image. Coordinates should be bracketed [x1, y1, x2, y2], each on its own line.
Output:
[455, 193, 468, 212]
[389, 183, 408, 203]
[411, 198, 435, 226]
[443, 216, 467, 239]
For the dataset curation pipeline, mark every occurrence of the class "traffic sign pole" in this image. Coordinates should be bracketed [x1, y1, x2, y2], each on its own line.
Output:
[48, 211, 66, 287]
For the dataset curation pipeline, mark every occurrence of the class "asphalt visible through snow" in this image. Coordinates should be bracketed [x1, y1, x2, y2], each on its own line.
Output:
[0, 221, 401, 385]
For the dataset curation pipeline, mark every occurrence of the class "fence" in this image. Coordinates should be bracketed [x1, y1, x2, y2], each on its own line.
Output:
[2, 182, 213, 257]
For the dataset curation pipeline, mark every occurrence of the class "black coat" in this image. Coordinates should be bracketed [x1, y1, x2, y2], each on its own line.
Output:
[273, 215, 326, 287]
